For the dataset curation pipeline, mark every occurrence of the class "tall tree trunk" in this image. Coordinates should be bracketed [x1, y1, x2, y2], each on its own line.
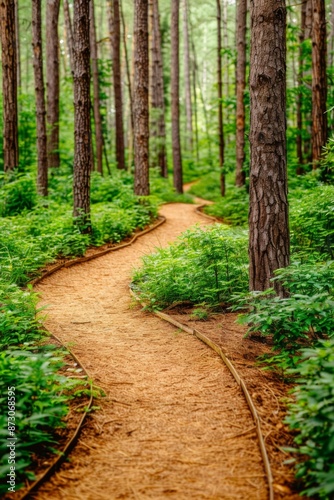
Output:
[235, 0, 247, 187]
[217, 0, 225, 196]
[249, 0, 290, 297]
[171, 0, 183, 193]
[0, 0, 19, 171]
[133, 0, 150, 195]
[222, 0, 229, 98]
[32, 0, 48, 196]
[297, 0, 306, 173]
[110, 0, 126, 170]
[189, 19, 200, 163]
[311, 0, 327, 167]
[14, 0, 21, 90]
[73, 0, 91, 232]
[182, 0, 193, 151]
[90, 0, 103, 175]
[46, 0, 60, 168]
[63, 0, 74, 74]
[150, 0, 167, 177]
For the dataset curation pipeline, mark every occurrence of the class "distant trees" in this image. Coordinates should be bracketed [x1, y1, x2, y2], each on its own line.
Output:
[111, 0, 126, 171]
[0, 0, 19, 171]
[311, 0, 327, 167]
[171, 0, 183, 194]
[235, 0, 247, 187]
[46, 0, 60, 169]
[248, 0, 290, 296]
[32, 0, 48, 195]
[133, 0, 150, 195]
[73, 0, 91, 231]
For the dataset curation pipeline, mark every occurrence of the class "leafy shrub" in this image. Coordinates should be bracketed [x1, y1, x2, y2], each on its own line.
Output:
[235, 261, 334, 373]
[204, 186, 249, 226]
[290, 185, 334, 258]
[133, 224, 249, 309]
[0, 349, 79, 494]
[0, 174, 37, 216]
[285, 339, 334, 499]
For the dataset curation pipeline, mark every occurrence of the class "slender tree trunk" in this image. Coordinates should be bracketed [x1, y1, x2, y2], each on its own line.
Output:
[189, 19, 200, 163]
[217, 0, 225, 196]
[90, 0, 103, 175]
[32, 0, 48, 196]
[14, 0, 21, 90]
[63, 0, 74, 74]
[0, 0, 19, 171]
[120, 2, 134, 132]
[297, 0, 306, 172]
[182, 0, 193, 151]
[46, 0, 60, 168]
[222, 0, 229, 98]
[171, 0, 183, 193]
[235, 0, 247, 187]
[73, 0, 91, 232]
[311, 0, 327, 167]
[249, 0, 290, 297]
[150, 0, 167, 177]
[109, 0, 126, 170]
[134, 0, 150, 195]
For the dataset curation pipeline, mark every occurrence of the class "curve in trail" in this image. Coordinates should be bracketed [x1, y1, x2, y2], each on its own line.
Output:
[34, 203, 268, 500]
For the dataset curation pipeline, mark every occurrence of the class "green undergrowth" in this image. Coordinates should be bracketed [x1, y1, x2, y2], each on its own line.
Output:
[0, 168, 160, 493]
[132, 224, 249, 309]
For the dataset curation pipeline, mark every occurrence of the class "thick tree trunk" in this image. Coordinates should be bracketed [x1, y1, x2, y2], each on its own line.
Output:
[0, 0, 19, 171]
[311, 0, 327, 167]
[73, 0, 91, 232]
[14, 0, 21, 90]
[171, 0, 183, 193]
[249, 0, 290, 297]
[297, 0, 306, 172]
[182, 0, 193, 151]
[150, 0, 167, 177]
[235, 0, 246, 187]
[217, 0, 225, 196]
[32, 0, 48, 196]
[133, 0, 150, 195]
[63, 0, 74, 74]
[110, 0, 126, 170]
[90, 0, 103, 175]
[46, 0, 60, 168]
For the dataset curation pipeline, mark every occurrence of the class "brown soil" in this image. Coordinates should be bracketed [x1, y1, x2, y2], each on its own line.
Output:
[25, 203, 298, 499]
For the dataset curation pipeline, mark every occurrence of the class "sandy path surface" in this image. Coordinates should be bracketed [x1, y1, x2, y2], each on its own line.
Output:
[34, 203, 268, 500]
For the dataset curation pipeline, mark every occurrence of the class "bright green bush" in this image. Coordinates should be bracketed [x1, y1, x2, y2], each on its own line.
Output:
[285, 339, 334, 499]
[204, 186, 249, 226]
[0, 349, 80, 494]
[133, 224, 249, 308]
[235, 261, 334, 373]
[0, 174, 37, 216]
[290, 185, 334, 258]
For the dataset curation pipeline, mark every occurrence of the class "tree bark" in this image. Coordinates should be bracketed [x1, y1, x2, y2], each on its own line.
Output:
[14, 0, 21, 90]
[110, 0, 126, 170]
[171, 0, 183, 193]
[217, 0, 225, 196]
[63, 0, 74, 74]
[311, 0, 327, 167]
[32, 0, 48, 196]
[235, 0, 247, 187]
[133, 0, 150, 195]
[90, 0, 103, 175]
[150, 0, 168, 177]
[296, 0, 306, 172]
[46, 0, 60, 168]
[249, 0, 290, 297]
[182, 0, 193, 151]
[73, 0, 91, 232]
[0, 0, 19, 171]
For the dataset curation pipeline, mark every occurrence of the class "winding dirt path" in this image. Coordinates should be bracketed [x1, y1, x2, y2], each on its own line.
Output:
[34, 203, 268, 500]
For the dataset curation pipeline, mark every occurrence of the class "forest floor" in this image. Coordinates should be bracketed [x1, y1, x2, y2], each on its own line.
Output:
[26, 202, 301, 500]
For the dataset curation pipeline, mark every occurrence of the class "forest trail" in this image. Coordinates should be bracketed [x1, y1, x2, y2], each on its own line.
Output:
[34, 203, 268, 500]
